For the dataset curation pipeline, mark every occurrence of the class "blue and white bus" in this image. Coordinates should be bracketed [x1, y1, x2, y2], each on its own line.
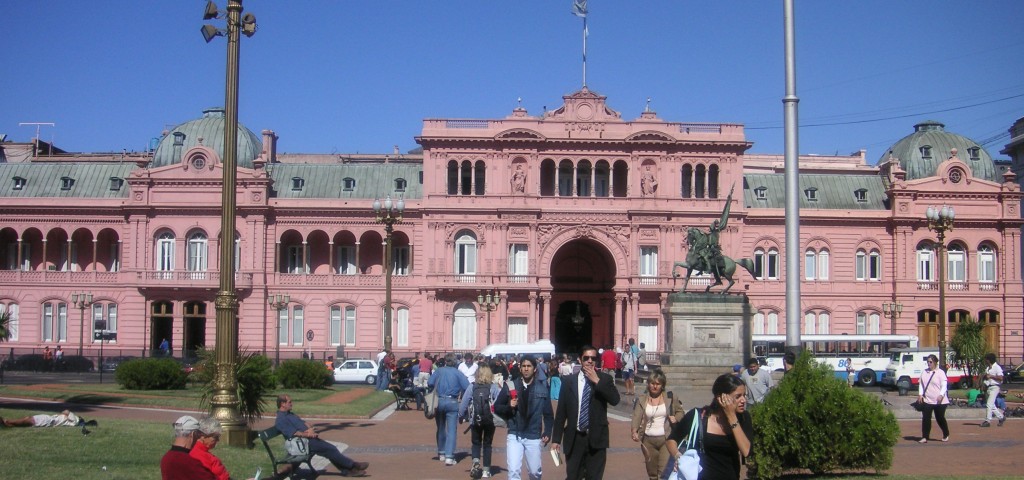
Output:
[753, 334, 919, 386]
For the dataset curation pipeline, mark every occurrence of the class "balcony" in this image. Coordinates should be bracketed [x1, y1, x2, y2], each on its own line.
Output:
[135, 270, 253, 290]
[271, 272, 410, 288]
[916, 280, 999, 292]
[0, 269, 125, 285]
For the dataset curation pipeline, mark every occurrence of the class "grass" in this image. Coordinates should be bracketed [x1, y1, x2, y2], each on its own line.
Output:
[0, 409, 270, 480]
[0, 383, 395, 417]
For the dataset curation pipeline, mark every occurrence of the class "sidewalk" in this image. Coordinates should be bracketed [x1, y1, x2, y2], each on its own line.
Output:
[7, 389, 1021, 479]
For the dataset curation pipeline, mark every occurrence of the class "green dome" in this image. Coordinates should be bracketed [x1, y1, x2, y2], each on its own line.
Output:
[152, 107, 262, 168]
[881, 120, 997, 182]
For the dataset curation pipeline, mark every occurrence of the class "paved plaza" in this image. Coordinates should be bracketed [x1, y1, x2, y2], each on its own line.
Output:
[2, 376, 1023, 479]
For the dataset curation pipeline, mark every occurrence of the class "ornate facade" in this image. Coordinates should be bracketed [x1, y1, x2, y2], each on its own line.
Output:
[1, 90, 1021, 363]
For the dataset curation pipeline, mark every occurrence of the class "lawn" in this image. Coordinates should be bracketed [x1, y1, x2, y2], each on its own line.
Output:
[0, 383, 394, 417]
[0, 410, 271, 480]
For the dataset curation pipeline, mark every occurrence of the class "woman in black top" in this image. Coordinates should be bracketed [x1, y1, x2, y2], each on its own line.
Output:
[666, 374, 753, 480]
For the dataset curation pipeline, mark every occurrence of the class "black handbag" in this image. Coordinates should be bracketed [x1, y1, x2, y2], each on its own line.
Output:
[911, 372, 937, 411]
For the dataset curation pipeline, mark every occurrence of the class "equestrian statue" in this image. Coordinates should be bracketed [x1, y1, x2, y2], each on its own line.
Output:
[672, 185, 756, 294]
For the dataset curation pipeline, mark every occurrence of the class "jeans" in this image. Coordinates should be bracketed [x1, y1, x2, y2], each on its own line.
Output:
[435, 397, 460, 457]
[506, 434, 543, 480]
[471, 424, 496, 468]
[308, 437, 356, 470]
[986, 385, 1004, 421]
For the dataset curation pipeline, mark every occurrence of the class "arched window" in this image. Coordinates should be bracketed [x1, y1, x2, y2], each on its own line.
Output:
[156, 231, 175, 279]
[577, 160, 592, 196]
[708, 165, 720, 198]
[453, 304, 477, 350]
[454, 231, 477, 280]
[540, 159, 556, 196]
[558, 160, 574, 196]
[753, 311, 765, 335]
[396, 306, 410, 347]
[766, 311, 779, 334]
[92, 301, 118, 339]
[856, 249, 881, 281]
[916, 243, 935, 282]
[818, 249, 829, 280]
[594, 160, 610, 197]
[447, 161, 459, 195]
[329, 304, 357, 346]
[186, 231, 208, 279]
[474, 160, 486, 195]
[695, 165, 706, 198]
[805, 249, 817, 280]
[395, 178, 407, 192]
[856, 311, 881, 334]
[681, 164, 693, 198]
[947, 244, 966, 283]
[290, 305, 304, 346]
[804, 310, 831, 335]
[460, 160, 473, 195]
[754, 247, 779, 280]
[978, 244, 996, 284]
[42, 300, 68, 343]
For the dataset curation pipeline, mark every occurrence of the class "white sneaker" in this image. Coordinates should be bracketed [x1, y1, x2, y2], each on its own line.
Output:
[438, 454, 446, 463]
[481, 468, 492, 478]
[445, 458, 457, 466]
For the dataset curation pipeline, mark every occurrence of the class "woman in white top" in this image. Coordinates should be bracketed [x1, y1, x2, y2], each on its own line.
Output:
[630, 369, 684, 480]
[917, 354, 950, 443]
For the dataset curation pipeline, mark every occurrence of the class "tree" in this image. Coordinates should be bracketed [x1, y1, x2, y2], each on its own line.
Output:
[950, 314, 987, 388]
[0, 309, 11, 342]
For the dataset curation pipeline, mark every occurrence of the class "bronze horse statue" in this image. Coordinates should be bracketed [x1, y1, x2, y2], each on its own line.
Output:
[673, 228, 756, 294]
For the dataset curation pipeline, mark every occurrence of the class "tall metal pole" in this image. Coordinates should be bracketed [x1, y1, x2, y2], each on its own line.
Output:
[211, 0, 245, 446]
[384, 222, 394, 353]
[937, 230, 948, 367]
[782, 0, 802, 354]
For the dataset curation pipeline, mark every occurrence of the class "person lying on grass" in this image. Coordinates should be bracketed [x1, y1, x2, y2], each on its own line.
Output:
[1, 409, 97, 428]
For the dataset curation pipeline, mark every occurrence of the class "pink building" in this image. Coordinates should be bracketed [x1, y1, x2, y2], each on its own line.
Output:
[1, 90, 1021, 364]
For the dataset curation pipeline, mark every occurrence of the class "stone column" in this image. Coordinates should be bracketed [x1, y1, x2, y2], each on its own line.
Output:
[661, 293, 752, 388]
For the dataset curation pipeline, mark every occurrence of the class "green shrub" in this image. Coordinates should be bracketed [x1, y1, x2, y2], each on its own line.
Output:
[748, 350, 899, 479]
[195, 347, 277, 427]
[276, 359, 332, 389]
[114, 358, 188, 390]
[60, 355, 95, 373]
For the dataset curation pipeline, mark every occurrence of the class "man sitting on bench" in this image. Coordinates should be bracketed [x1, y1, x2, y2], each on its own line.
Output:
[274, 394, 370, 477]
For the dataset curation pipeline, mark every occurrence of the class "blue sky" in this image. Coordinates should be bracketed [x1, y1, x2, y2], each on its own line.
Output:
[2, 1, 1022, 162]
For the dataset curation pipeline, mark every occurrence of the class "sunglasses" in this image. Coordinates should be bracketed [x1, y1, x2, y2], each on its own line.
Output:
[581, 355, 598, 361]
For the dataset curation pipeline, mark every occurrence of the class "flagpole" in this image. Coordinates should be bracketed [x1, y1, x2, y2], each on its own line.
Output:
[582, 16, 587, 87]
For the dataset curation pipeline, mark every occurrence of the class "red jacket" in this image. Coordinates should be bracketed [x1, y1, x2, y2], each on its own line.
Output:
[189, 441, 229, 480]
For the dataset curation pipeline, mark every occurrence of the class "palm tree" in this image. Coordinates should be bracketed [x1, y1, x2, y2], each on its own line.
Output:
[0, 309, 11, 342]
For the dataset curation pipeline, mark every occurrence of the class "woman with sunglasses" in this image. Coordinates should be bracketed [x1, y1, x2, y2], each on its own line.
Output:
[631, 368, 684, 480]
[917, 354, 950, 443]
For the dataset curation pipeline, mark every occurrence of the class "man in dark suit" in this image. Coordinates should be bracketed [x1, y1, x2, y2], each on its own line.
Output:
[551, 345, 620, 480]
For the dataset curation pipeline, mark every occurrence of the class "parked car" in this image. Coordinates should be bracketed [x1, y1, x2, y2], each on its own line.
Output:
[333, 359, 378, 385]
[100, 356, 136, 373]
[1004, 362, 1024, 383]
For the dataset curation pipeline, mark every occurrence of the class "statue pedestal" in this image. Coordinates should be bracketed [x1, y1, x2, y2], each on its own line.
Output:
[660, 293, 752, 389]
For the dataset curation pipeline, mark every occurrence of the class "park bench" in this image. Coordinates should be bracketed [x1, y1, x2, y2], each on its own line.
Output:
[257, 426, 319, 479]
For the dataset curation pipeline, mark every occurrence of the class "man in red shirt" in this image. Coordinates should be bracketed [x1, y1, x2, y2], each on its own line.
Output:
[160, 415, 215, 480]
[600, 347, 618, 375]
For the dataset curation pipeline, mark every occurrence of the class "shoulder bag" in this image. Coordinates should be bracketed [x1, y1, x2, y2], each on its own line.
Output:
[664, 408, 703, 480]
[423, 386, 439, 420]
[910, 372, 936, 412]
[285, 436, 309, 456]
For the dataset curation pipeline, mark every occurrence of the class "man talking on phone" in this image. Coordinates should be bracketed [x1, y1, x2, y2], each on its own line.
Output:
[494, 355, 553, 480]
[551, 345, 620, 480]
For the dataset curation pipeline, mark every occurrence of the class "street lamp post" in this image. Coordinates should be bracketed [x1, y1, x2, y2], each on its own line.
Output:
[268, 293, 290, 366]
[373, 195, 403, 354]
[926, 205, 955, 368]
[882, 301, 902, 335]
[71, 292, 93, 356]
[477, 290, 499, 345]
[203, 0, 257, 447]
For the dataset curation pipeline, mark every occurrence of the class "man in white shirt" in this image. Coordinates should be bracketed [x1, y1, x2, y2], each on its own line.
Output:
[740, 357, 773, 405]
[458, 353, 479, 383]
[981, 352, 1005, 427]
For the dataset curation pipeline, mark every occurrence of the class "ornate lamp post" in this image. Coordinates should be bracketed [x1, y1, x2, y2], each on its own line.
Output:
[477, 290, 499, 345]
[882, 301, 902, 335]
[373, 196, 403, 353]
[268, 293, 290, 366]
[926, 205, 955, 368]
[70, 292, 93, 356]
[203, 0, 257, 446]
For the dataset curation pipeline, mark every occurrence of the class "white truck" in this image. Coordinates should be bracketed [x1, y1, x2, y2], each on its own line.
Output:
[880, 348, 968, 394]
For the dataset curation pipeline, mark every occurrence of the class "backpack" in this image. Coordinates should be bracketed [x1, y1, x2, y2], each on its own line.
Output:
[469, 383, 495, 427]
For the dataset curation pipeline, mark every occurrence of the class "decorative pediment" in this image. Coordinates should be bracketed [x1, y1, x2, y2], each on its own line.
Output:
[495, 128, 546, 141]
[625, 130, 675, 143]
[543, 87, 623, 123]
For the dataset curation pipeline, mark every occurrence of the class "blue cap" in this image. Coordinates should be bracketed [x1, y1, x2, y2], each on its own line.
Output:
[733, 364, 743, 372]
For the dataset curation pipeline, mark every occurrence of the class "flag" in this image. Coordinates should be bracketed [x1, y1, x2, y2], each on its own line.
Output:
[572, 0, 587, 18]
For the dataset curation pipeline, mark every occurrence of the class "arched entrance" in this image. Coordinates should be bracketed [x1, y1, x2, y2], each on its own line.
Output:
[549, 239, 616, 354]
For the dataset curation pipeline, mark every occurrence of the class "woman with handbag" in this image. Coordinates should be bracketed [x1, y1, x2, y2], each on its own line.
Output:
[666, 374, 752, 480]
[917, 354, 950, 443]
[631, 369, 685, 480]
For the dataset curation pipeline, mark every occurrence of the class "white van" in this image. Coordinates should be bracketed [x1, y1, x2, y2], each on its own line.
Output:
[880, 347, 968, 393]
[480, 339, 556, 362]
